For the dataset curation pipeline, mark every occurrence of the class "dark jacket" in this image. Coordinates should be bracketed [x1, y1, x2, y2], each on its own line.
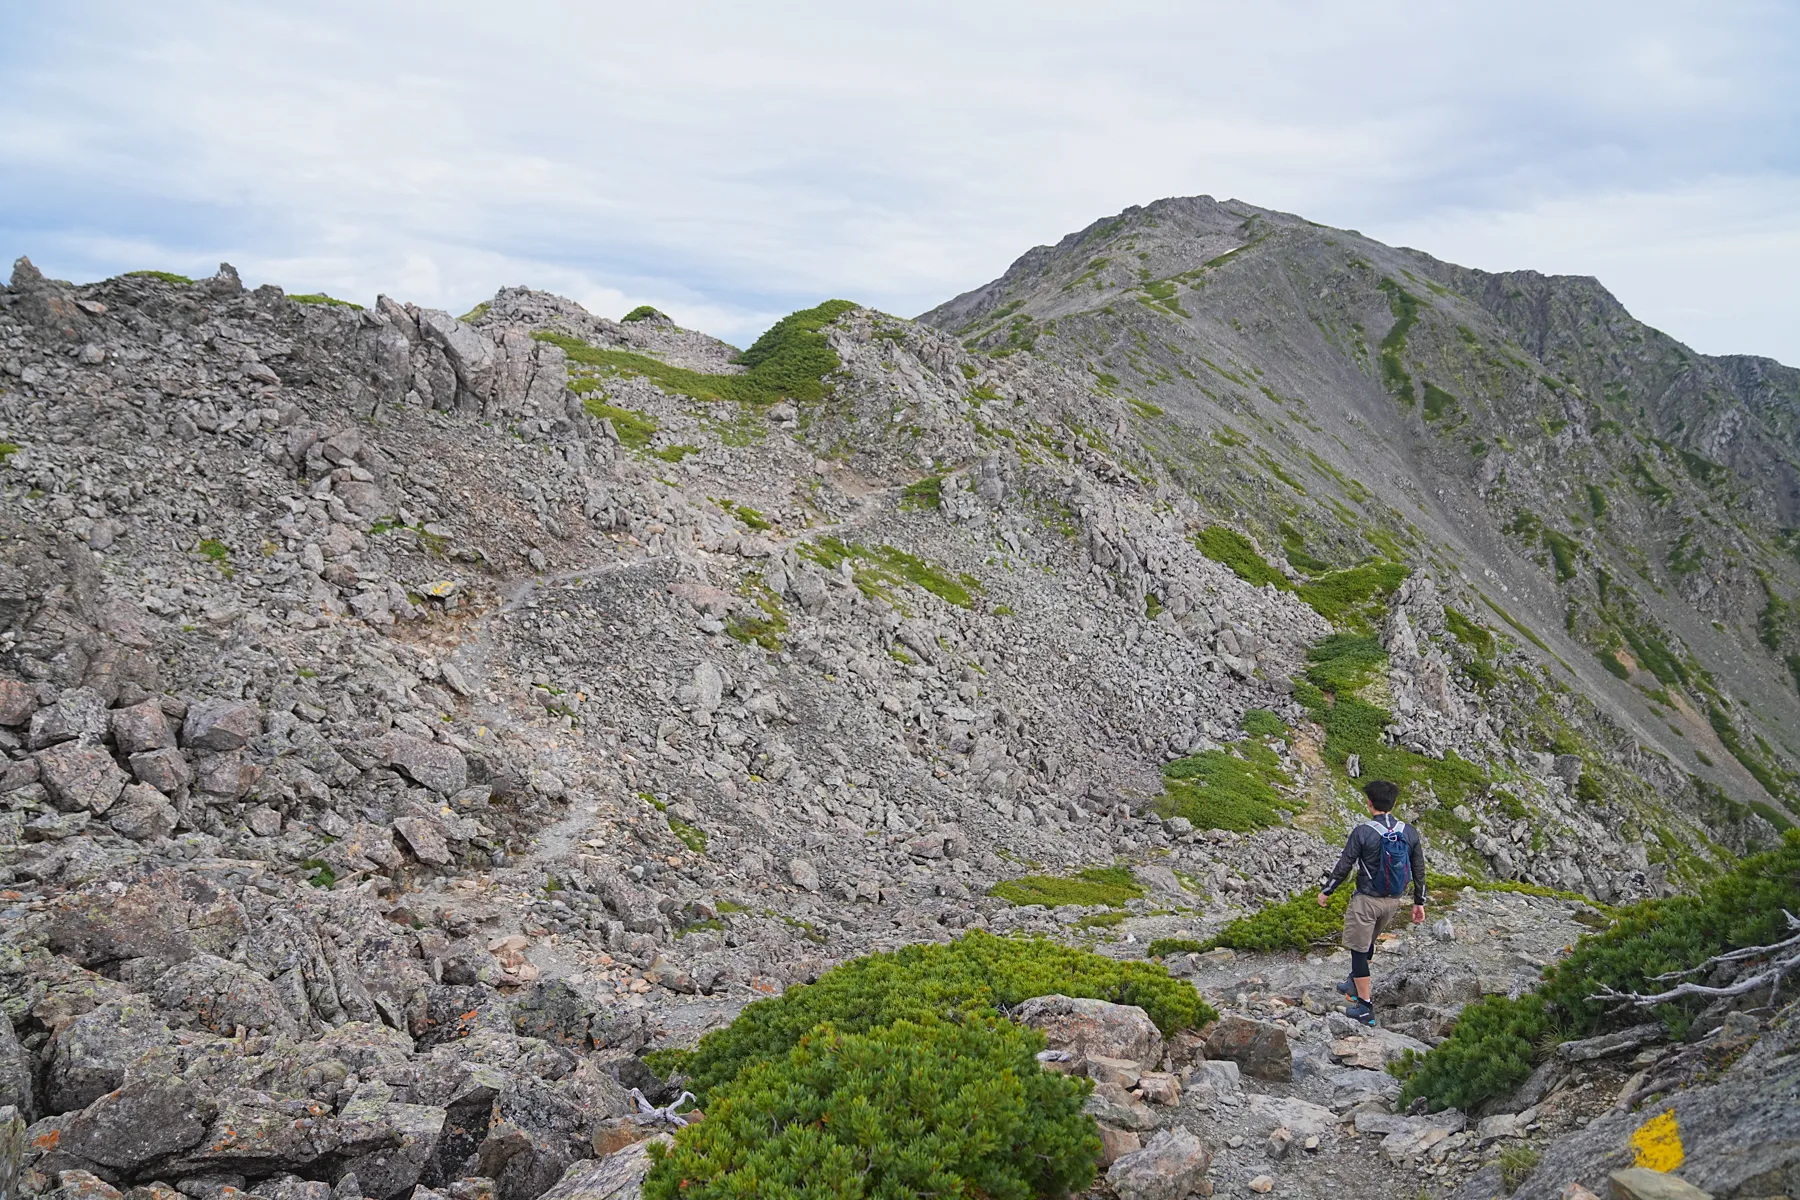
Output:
[1320, 814, 1426, 904]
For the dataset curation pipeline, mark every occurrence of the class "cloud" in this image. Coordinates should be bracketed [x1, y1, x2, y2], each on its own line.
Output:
[1, 0, 1795, 358]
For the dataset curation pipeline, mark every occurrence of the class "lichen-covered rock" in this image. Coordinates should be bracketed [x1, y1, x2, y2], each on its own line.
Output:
[104, 783, 178, 841]
[1106, 1128, 1210, 1200]
[109, 700, 174, 756]
[151, 954, 303, 1037]
[180, 699, 260, 753]
[1012, 995, 1162, 1068]
[56, 1080, 208, 1171]
[35, 743, 128, 814]
[28, 689, 109, 750]
[387, 735, 468, 796]
[45, 1004, 174, 1114]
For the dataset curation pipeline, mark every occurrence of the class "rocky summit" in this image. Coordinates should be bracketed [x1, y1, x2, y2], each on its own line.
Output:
[0, 195, 1796, 1200]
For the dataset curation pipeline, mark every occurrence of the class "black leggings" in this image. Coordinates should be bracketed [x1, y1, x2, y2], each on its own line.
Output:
[1350, 948, 1373, 979]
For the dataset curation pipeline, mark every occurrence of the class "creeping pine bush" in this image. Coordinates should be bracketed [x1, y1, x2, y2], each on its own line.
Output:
[1397, 831, 1800, 1112]
[1201, 888, 1351, 953]
[643, 933, 1211, 1200]
[643, 1014, 1099, 1200]
[652, 931, 1211, 1102]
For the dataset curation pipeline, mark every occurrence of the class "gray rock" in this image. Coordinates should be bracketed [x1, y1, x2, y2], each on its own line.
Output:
[128, 748, 194, 795]
[1244, 1093, 1337, 1140]
[394, 815, 451, 865]
[1202, 1012, 1291, 1081]
[1106, 1127, 1210, 1200]
[180, 699, 261, 752]
[536, 1135, 671, 1200]
[29, 689, 110, 749]
[1557, 1023, 1665, 1063]
[387, 735, 468, 795]
[107, 783, 178, 841]
[0, 679, 40, 727]
[333, 1084, 446, 1200]
[788, 858, 820, 892]
[1606, 1169, 1712, 1200]
[36, 742, 128, 814]
[110, 700, 174, 756]
[1012, 995, 1163, 1068]
[0, 1017, 32, 1120]
[0, 1105, 24, 1200]
[57, 1080, 208, 1170]
[151, 953, 303, 1037]
[46, 1004, 174, 1114]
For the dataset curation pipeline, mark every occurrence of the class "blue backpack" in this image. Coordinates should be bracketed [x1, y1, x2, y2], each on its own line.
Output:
[1366, 817, 1412, 897]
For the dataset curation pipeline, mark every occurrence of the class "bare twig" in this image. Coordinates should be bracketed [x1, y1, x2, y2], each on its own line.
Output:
[1589, 912, 1800, 1010]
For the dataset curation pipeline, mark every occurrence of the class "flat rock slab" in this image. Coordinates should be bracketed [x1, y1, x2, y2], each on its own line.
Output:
[1107, 1127, 1210, 1200]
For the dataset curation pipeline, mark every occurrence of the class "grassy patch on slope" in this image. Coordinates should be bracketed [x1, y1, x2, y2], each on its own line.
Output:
[537, 299, 857, 407]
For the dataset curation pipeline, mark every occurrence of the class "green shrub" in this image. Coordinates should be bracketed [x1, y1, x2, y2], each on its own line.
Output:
[651, 931, 1211, 1103]
[1241, 708, 1291, 741]
[289, 292, 363, 309]
[125, 269, 192, 285]
[1377, 278, 1421, 404]
[1146, 937, 1206, 958]
[1444, 606, 1496, 658]
[1295, 561, 1410, 628]
[1156, 741, 1297, 832]
[991, 866, 1144, 908]
[901, 475, 943, 510]
[578, 396, 658, 448]
[539, 299, 857, 408]
[1398, 832, 1800, 1111]
[797, 537, 979, 609]
[623, 304, 666, 323]
[1197, 526, 1291, 591]
[1202, 888, 1350, 953]
[643, 1013, 1100, 1200]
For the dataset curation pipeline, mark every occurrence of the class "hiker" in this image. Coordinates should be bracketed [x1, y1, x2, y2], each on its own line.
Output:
[1316, 778, 1426, 1025]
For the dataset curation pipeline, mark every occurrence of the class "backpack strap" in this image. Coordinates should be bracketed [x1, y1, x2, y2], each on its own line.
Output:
[1363, 816, 1406, 835]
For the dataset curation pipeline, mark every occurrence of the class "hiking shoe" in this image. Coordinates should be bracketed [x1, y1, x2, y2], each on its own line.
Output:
[1345, 999, 1377, 1026]
[1335, 973, 1356, 997]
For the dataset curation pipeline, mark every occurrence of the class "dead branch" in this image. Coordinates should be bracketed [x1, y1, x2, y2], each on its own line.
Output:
[1589, 911, 1800, 1010]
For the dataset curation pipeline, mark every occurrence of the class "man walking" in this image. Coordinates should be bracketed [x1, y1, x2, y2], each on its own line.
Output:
[1317, 779, 1426, 1026]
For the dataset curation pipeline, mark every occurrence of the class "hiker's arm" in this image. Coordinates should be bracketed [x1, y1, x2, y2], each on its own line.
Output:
[1410, 827, 1427, 906]
[1318, 829, 1362, 897]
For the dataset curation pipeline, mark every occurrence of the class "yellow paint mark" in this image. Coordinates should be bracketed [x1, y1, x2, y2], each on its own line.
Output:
[1630, 1109, 1684, 1172]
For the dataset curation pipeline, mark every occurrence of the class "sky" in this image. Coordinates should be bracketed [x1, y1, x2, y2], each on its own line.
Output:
[2, 2, 1796, 363]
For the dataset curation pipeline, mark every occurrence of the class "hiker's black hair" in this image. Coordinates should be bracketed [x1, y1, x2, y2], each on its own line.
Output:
[1363, 779, 1399, 811]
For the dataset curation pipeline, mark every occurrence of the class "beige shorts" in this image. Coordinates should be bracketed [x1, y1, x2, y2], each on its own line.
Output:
[1342, 893, 1410, 953]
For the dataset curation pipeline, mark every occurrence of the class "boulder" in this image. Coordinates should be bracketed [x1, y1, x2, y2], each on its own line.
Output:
[1106, 1128, 1210, 1200]
[1607, 1169, 1713, 1200]
[151, 954, 302, 1037]
[387, 735, 468, 796]
[46, 1004, 174, 1113]
[106, 783, 178, 841]
[1083, 1086, 1158, 1133]
[1, 1017, 32, 1119]
[1245, 1093, 1337, 1140]
[36, 743, 128, 814]
[1203, 1012, 1291, 1081]
[28, 688, 109, 749]
[128, 748, 194, 795]
[394, 816, 452, 866]
[57, 1080, 208, 1170]
[0, 678, 40, 726]
[536, 1135, 672, 1200]
[1557, 1023, 1665, 1064]
[332, 1084, 447, 1200]
[180, 699, 260, 752]
[1011, 995, 1163, 1068]
[110, 700, 174, 756]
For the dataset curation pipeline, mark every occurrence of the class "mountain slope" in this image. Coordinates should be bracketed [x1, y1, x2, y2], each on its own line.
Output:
[922, 194, 1800, 842]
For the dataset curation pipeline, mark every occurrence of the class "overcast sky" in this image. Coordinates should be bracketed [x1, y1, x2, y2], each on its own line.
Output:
[3, 2, 1796, 362]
